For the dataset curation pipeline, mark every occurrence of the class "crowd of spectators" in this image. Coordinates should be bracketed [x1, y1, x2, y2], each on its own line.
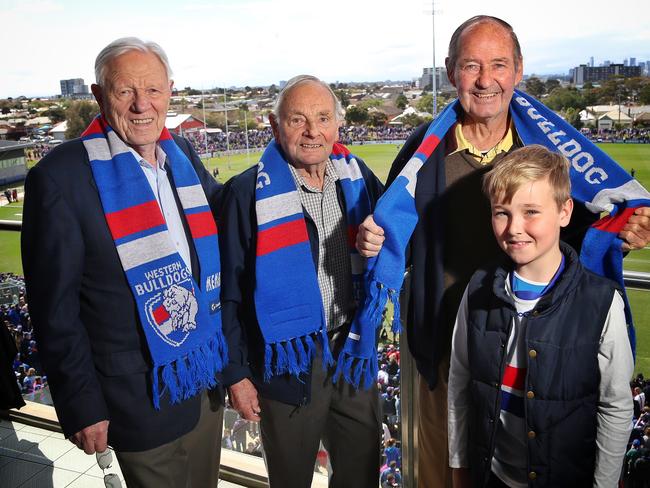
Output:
[378, 332, 402, 487]
[585, 127, 650, 144]
[0, 273, 48, 397]
[626, 375, 650, 486]
[183, 124, 413, 157]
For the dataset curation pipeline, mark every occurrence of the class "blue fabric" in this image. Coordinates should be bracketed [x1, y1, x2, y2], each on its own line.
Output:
[254, 140, 371, 383]
[356, 90, 650, 362]
[82, 116, 227, 409]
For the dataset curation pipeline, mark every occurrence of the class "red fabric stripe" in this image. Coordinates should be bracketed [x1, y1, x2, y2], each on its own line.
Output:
[257, 219, 309, 256]
[502, 365, 526, 391]
[187, 211, 218, 239]
[153, 305, 170, 324]
[106, 201, 165, 239]
[593, 207, 637, 234]
[158, 127, 173, 141]
[81, 117, 105, 138]
[347, 225, 358, 249]
[332, 142, 349, 157]
[417, 134, 441, 157]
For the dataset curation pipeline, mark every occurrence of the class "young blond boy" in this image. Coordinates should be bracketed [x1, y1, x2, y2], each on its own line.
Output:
[447, 145, 634, 488]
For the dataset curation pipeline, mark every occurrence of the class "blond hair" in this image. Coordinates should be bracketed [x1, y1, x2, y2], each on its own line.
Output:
[482, 145, 571, 209]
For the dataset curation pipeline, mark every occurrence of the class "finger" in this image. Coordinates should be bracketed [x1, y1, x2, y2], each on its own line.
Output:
[361, 217, 384, 236]
[619, 229, 645, 251]
[94, 433, 108, 454]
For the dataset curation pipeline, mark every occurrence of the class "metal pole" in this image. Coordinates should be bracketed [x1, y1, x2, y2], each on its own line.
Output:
[244, 108, 250, 162]
[201, 88, 208, 156]
[431, 0, 437, 117]
[224, 87, 231, 169]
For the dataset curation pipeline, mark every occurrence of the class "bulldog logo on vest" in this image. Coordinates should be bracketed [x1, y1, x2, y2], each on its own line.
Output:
[145, 281, 198, 347]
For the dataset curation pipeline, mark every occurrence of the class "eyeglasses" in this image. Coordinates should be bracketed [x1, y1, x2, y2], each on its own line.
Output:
[96, 448, 122, 488]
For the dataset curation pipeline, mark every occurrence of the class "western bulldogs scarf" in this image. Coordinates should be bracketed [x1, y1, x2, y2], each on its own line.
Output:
[81, 116, 227, 408]
[254, 140, 370, 382]
[350, 90, 650, 382]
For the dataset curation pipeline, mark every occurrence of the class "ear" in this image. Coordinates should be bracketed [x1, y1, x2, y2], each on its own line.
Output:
[91, 84, 104, 112]
[269, 113, 280, 141]
[168, 79, 174, 93]
[445, 57, 457, 88]
[559, 198, 573, 228]
[515, 57, 524, 85]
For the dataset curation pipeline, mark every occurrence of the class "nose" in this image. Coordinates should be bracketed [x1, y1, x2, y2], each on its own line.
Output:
[476, 66, 493, 89]
[131, 90, 151, 113]
[507, 214, 524, 235]
[302, 119, 319, 138]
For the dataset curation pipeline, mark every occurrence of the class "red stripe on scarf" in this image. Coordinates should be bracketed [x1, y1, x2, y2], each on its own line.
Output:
[418, 134, 441, 158]
[81, 117, 105, 138]
[257, 219, 309, 256]
[187, 211, 218, 239]
[159, 128, 173, 141]
[502, 365, 526, 391]
[106, 201, 166, 239]
[593, 207, 637, 234]
[347, 225, 358, 249]
[332, 142, 350, 157]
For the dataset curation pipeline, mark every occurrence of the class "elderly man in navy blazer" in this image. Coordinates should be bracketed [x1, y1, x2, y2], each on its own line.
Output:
[22, 38, 227, 488]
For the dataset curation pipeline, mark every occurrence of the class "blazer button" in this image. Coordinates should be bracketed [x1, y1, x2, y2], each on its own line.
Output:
[531, 310, 539, 316]
[528, 471, 537, 480]
[526, 391, 535, 399]
[529, 349, 537, 358]
[527, 430, 536, 439]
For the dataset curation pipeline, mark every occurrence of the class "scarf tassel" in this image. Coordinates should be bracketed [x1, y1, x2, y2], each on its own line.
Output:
[152, 334, 226, 410]
[263, 334, 323, 381]
[389, 289, 402, 335]
[333, 354, 379, 389]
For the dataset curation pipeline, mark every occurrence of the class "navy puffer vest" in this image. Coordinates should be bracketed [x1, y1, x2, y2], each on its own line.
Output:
[465, 243, 616, 487]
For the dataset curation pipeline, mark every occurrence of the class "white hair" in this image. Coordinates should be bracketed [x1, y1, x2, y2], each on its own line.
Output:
[272, 75, 344, 122]
[94, 37, 173, 86]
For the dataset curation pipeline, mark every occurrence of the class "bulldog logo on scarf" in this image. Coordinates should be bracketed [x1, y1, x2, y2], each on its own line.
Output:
[146, 280, 198, 347]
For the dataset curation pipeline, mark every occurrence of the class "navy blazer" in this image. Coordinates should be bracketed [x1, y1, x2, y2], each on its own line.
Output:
[21, 135, 223, 452]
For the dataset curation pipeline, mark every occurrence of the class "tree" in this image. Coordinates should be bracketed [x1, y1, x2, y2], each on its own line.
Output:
[544, 87, 584, 111]
[416, 94, 433, 114]
[395, 94, 408, 110]
[563, 107, 583, 130]
[640, 84, 650, 105]
[45, 106, 66, 123]
[544, 79, 560, 93]
[345, 105, 368, 125]
[524, 77, 545, 98]
[268, 84, 278, 96]
[65, 101, 99, 139]
[335, 89, 350, 107]
[400, 113, 432, 128]
[368, 111, 388, 127]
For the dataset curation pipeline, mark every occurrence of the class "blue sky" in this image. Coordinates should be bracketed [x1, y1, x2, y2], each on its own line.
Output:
[2, 0, 649, 98]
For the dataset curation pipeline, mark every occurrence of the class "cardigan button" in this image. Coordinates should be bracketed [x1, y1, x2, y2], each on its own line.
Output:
[527, 430, 536, 439]
[526, 391, 535, 399]
[528, 471, 537, 480]
[529, 349, 537, 358]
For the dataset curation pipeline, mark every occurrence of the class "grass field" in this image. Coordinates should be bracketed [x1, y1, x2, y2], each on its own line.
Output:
[4, 142, 650, 373]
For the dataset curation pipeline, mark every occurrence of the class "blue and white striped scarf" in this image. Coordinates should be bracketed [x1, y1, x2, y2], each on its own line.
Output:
[82, 116, 227, 408]
[254, 140, 371, 383]
[341, 90, 650, 386]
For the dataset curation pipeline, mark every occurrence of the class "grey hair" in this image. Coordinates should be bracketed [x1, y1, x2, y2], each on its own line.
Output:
[94, 37, 173, 86]
[272, 75, 344, 122]
[446, 16, 522, 72]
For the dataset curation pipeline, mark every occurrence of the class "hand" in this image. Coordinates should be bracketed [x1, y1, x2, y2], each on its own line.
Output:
[356, 215, 385, 258]
[69, 420, 109, 454]
[228, 378, 261, 421]
[619, 207, 650, 251]
[451, 467, 471, 488]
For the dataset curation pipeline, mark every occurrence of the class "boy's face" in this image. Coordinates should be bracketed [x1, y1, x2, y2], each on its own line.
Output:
[491, 177, 573, 281]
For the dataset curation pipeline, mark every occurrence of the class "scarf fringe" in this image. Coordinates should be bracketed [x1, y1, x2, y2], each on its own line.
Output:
[152, 333, 227, 410]
[389, 289, 401, 334]
[333, 354, 379, 389]
[263, 333, 328, 381]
